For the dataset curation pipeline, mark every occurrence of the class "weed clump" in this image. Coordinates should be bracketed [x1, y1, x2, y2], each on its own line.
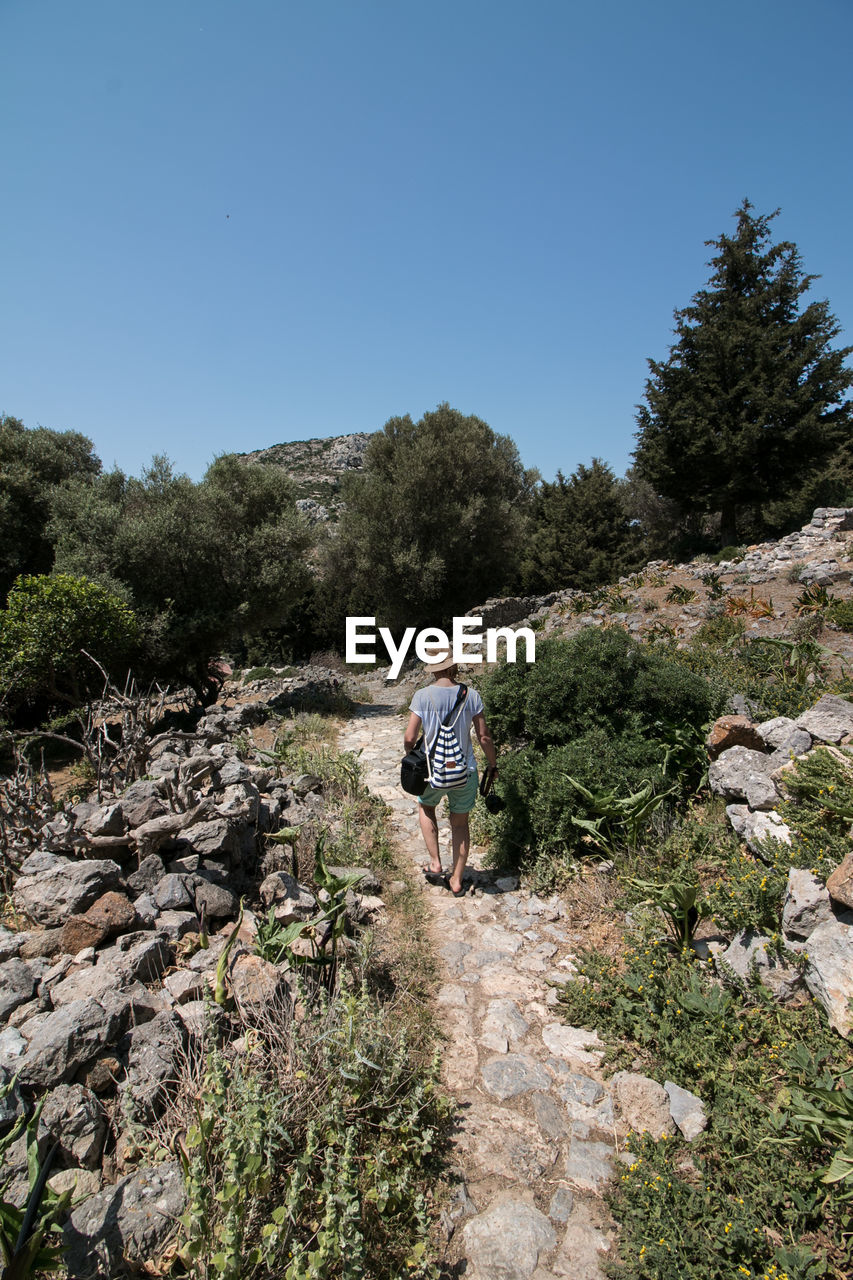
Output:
[171, 984, 448, 1279]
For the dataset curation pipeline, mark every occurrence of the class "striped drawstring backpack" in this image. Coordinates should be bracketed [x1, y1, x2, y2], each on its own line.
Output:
[427, 687, 469, 789]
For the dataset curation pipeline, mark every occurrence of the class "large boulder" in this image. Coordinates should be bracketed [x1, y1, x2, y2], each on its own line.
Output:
[0, 959, 38, 1020]
[13, 860, 124, 927]
[461, 1192, 557, 1280]
[664, 1081, 708, 1141]
[259, 872, 317, 923]
[60, 892, 138, 955]
[191, 876, 238, 920]
[782, 868, 834, 940]
[38, 1083, 107, 1169]
[804, 917, 853, 1037]
[706, 716, 765, 761]
[179, 818, 240, 862]
[119, 780, 167, 828]
[127, 854, 166, 897]
[11, 997, 128, 1088]
[82, 803, 126, 838]
[63, 1162, 185, 1278]
[708, 747, 773, 803]
[124, 1011, 188, 1122]
[795, 695, 853, 744]
[216, 781, 260, 822]
[46, 936, 173, 1009]
[757, 716, 797, 749]
[717, 929, 804, 1002]
[115, 935, 174, 983]
[0, 926, 22, 963]
[152, 874, 194, 912]
[827, 852, 853, 911]
[179, 752, 219, 789]
[725, 806, 792, 856]
[611, 1071, 675, 1139]
[229, 953, 294, 1017]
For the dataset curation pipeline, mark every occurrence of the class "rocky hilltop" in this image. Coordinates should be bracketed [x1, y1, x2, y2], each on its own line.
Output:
[469, 506, 853, 671]
[238, 432, 373, 521]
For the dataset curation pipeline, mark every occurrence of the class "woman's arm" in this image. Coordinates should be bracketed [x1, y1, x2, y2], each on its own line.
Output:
[472, 712, 498, 771]
[404, 712, 422, 754]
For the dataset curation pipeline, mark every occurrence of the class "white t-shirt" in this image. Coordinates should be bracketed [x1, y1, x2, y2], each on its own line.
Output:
[410, 683, 484, 772]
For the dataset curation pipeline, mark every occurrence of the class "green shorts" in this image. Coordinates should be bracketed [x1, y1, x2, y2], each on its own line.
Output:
[418, 770, 479, 813]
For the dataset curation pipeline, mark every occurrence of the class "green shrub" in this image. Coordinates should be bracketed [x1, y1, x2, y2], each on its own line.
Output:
[780, 747, 853, 875]
[555, 771, 853, 1278]
[827, 598, 853, 631]
[710, 545, 745, 563]
[0, 572, 140, 712]
[670, 628, 838, 721]
[700, 570, 725, 599]
[694, 613, 744, 646]
[559, 936, 853, 1280]
[242, 666, 278, 683]
[481, 631, 718, 867]
[484, 630, 718, 750]
[665, 584, 697, 605]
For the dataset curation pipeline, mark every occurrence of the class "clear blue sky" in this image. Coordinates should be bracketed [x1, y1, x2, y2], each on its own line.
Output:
[3, 0, 852, 484]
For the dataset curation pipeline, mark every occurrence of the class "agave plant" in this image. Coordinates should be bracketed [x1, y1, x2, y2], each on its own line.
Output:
[213, 900, 245, 1008]
[253, 831, 365, 995]
[665, 584, 697, 605]
[794, 583, 837, 616]
[564, 775, 674, 852]
[745, 635, 831, 688]
[626, 876, 712, 948]
[700, 570, 724, 600]
[789, 1073, 853, 1195]
[0, 1086, 72, 1278]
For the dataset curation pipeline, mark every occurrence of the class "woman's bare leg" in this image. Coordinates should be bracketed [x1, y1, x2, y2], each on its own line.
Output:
[418, 804, 442, 874]
[448, 812, 470, 894]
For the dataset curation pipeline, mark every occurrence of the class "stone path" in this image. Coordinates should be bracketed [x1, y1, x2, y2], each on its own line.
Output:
[338, 690, 620, 1280]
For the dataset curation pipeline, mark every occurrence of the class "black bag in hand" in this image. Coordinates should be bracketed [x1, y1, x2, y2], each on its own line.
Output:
[400, 739, 429, 796]
[400, 685, 467, 796]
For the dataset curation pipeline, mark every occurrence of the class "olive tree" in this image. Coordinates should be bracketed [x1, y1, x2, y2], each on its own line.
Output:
[0, 573, 140, 713]
[50, 454, 313, 702]
[0, 416, 101, 598]
[316, 403, 535, 639]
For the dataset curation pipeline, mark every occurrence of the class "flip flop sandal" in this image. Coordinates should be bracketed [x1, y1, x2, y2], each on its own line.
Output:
[423, 870, 446, 886]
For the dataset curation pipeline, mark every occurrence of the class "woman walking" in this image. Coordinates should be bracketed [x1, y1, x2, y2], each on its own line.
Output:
[403, 654, 498, 896]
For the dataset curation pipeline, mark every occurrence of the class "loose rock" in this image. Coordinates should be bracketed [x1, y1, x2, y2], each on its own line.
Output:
[611, 1071, 675, 1138]
[63, 1162, 185, 1278]
[462, 1193, 557, 1280]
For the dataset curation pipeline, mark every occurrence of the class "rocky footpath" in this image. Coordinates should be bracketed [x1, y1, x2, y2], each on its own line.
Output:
[340, 696, 710, 1280]
[0, 665, 383, 1276]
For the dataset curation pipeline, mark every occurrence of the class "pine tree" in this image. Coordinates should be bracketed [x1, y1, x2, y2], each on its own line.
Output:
[633, 201, 852, 547]
[520, 459, 638, 592]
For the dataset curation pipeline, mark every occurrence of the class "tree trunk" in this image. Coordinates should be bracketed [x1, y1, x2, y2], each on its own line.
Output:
[719, 500, 739, 548]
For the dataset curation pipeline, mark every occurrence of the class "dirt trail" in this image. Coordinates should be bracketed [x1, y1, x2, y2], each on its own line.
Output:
[338, 684, 619, 1280]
